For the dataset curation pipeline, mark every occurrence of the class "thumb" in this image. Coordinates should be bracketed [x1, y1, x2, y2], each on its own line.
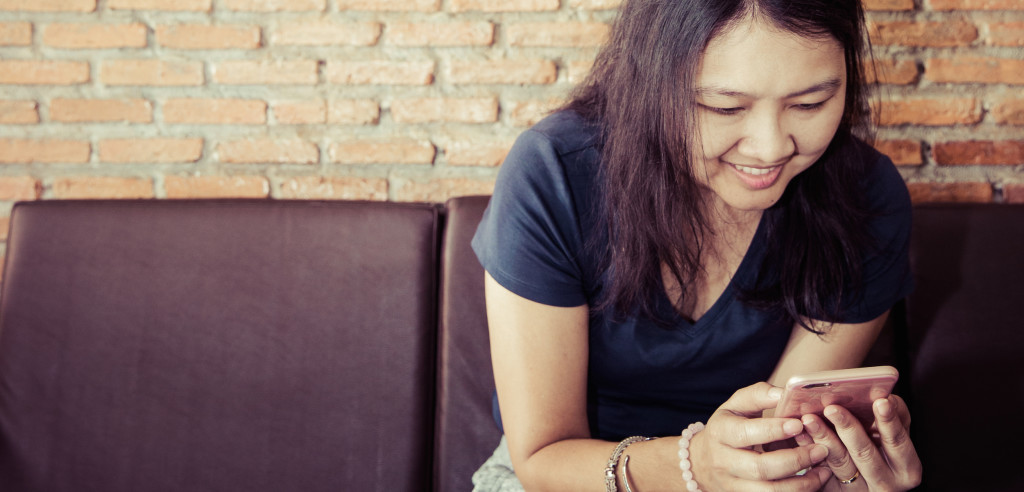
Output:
[721, 381, 783, 417]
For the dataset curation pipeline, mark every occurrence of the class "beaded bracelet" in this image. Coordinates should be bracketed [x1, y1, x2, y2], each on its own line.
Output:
[605, 435, 650, 492]
[677, 421, 705, 492]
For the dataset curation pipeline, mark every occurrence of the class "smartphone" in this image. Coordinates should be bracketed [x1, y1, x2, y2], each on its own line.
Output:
[775, 365, 898, 426]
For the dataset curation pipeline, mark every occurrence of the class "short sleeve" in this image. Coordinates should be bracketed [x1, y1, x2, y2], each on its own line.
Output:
[471, 127, 588, 307]
[839, 151, 914, 323]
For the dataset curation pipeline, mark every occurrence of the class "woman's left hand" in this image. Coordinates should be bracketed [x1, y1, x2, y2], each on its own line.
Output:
[795, 395, 922, 491]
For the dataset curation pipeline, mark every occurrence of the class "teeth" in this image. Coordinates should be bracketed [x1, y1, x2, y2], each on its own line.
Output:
[734, 164, 775, 176]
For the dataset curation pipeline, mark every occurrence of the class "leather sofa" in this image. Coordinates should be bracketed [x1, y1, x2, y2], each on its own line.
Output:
[0, 196, 1019, 491]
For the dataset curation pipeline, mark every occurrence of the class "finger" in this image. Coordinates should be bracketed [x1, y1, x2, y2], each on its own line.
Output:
[726, 442, 829, 481]
[729, 467, 833, 492]
[824, 404, 889, 483]
[712, 413, 805, 449]
[720, 381, 787, 417]
[873, 397, 923, 486]
[801, 413, 860, 484]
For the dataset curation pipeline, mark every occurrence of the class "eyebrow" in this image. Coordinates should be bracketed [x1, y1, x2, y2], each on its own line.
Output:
[696, 78, 843, 99]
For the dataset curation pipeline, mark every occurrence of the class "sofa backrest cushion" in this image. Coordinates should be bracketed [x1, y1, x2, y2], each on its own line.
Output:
[905, 203, 1024, 492]
[0, 200, 440, 492]
[434, 196, 501, 491]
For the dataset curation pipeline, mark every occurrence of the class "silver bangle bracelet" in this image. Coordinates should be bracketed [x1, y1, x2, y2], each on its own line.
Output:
[605, 436, 650, 492]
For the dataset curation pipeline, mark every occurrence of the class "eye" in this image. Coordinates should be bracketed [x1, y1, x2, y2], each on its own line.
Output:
[700, 104, 744, 116]
[793, 101, 827, 112]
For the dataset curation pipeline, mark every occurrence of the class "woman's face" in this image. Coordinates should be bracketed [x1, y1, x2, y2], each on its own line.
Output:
[693, 16, 847, 217]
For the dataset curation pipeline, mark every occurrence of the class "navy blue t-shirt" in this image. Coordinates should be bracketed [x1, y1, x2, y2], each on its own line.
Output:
[471, 110, 913, 441]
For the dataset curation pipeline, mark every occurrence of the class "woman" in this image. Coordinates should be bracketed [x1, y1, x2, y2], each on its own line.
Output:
[471, 0, 923, 490]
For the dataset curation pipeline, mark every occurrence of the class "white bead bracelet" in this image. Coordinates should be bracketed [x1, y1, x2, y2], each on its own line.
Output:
[677, 421, 705, 492]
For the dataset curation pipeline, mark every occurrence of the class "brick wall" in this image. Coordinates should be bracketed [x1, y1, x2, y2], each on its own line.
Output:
[0, 0, 1021, 246]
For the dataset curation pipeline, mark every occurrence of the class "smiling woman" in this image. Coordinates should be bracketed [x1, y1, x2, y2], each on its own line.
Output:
[470, 1, 923, 491]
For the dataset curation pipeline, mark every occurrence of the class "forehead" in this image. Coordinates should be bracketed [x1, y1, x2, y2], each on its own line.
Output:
[697, 18, 845, 98]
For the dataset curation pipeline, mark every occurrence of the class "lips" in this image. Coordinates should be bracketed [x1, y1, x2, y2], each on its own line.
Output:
[727, 162, 783, 190]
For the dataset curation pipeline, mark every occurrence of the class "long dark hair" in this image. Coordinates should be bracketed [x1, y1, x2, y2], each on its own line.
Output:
[563, 0, 874, 330]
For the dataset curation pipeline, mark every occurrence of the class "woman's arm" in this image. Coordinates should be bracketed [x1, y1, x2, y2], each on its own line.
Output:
[486, 273, 830, 491]
[767, 313, 888, 389]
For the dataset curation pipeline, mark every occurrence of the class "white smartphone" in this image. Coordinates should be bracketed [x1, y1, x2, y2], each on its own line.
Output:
[775, 365, 898, 426]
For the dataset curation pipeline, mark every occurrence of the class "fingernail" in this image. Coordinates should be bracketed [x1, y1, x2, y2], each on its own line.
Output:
[824, 406, 841, 423]
[795, 432, 812, 447]
[784, 419, 803, 436]
[817, 467, 834, 482]
[875, 398, 892, 419]
[802, 415, 820, 433]
[810, 444, 828, 462]
[768, 387, 782, 400]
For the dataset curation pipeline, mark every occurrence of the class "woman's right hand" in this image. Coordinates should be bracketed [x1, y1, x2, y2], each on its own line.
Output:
[688, 382, 833, 491]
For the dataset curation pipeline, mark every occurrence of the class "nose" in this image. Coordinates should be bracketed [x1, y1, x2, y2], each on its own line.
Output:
[737, 109, 796, 165]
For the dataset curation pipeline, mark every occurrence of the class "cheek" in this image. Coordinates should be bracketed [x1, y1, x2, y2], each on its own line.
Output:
[795, 109, 844, 156]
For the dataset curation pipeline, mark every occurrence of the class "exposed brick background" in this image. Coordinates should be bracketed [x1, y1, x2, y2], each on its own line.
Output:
[0, 0, 1021, 270]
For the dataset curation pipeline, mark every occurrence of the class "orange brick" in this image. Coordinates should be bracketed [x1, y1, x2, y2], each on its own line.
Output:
[0, 176, 41, 201]
[506, 98, 563, 127]
[212, 60, 318, 85]
[507, 22, 610, 47]
[107, 0, 211, 10]
[328, 99, 380, 125]
[934, 140, 1024, 165]
[449, 60, 556, 85]
[51, 177, 154, 199]
[386, 22, 493, 46]
[874, 98, 981, 126]
[0, 60, 89, 85]
[869, 21, 977, 47]
[272, 100, 326, 124]
[1004, 183, 1024, 204]
[907, 182, 993, 203]
[444, 139, 513, 167]
[0, 100, 39, 124]
[100, 60, 204, 86]
[865, 58, 919, 85]
[156, 24, 261, 50]
[569, 0, 622, 9]
[989, 22, 1024, 47]
[929, 0, 1024, 10]
[164, 98, 266, 124]
[277, 176, 388, 200]
[338, 0, 440, 10]
[863, 0, 914, 9]
[271, 21, 380, 46]
[0, 139, 90, 163]
[873, 140, 923, 166]
[391, 97, 498, 123]
[217, 138, 319, 164]
[0, 0, 95, 11]
[164, 175, 269, 198]
[0, 22, 32, 46]
[326, 60, 434, 85]
[51, 98, 152, 123]
[926, 57, 1024, 84]
[450, 0, 558, 12]
[392, 177, 495, 202]
[222, 0, 325, 11]
[329, 139, 435, 165]
[99, 138, 203, 163]
[43, 23, 147, 49]
[992, 98, 1024, 125]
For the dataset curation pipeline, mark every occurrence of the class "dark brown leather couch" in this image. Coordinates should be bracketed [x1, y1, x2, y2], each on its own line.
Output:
[0, 197, 1019, 491]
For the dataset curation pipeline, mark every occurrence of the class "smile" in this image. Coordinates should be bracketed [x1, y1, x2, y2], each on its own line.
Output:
[732, 164, 777, 176]
[726, 162, 784, 190]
